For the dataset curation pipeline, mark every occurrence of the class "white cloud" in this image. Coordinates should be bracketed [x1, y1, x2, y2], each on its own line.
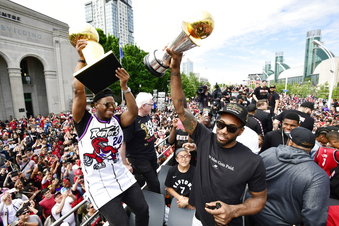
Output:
[10, 0, 339, 83]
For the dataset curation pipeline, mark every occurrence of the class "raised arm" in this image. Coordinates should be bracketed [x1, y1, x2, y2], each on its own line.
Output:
[117, 68, 138, 128]
[166, 48, 197, 135]
[72, 39, 87, 123]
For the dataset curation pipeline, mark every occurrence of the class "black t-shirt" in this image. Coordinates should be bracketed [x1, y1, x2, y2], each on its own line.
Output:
[170, 129, 189, 149]
[268, 92, 279, 108]
[165, 165, 195, 197]
[254, 86, 270, 100]
[189, 123, 266, 226]
[260, 129, 288, 153]
[123, 115, 156, 160]
[275, 110, 314, 131]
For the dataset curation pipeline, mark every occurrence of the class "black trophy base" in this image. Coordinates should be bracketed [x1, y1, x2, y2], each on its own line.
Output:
[73, 50, 121, 94]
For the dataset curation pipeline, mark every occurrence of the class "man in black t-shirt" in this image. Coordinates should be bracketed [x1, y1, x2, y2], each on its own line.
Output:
[123, 92, 160, 193]
[273, 101, 315, 131]
[268, 85, 280, 115]
[167, 47, 267, 226]
[253, 80, 270, 103]
[260, 112, 300, 153]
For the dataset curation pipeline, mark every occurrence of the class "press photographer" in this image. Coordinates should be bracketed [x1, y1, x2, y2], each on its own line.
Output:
[196, 85, 210, 110]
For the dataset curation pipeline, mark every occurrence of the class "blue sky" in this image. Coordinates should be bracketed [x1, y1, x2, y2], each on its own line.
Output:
[12, 0, 339, 85]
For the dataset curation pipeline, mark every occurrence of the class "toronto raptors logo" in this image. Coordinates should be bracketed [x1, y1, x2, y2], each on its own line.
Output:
[84, 125, 122, 170]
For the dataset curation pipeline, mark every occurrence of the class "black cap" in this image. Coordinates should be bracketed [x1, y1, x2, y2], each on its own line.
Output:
[247, 104, 256, 112]
[93, 88, 114, 103]
[300, 102, 315, 110]
[219, 103, 248, 125]
[288, 127, 315, 149]
[270, 85, 276, 88]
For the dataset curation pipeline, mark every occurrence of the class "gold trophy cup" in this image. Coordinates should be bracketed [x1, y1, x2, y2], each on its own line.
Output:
[69, 23, 121, 94]
[144, 11, 214, 77]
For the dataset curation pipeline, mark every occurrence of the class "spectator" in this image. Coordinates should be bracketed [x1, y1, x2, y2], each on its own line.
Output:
[252, 80, 270, 103]
[246, 104, 264, 137]
[82, 202, 104, 226]
[167, 48, 267, 226]
[261, 112, 300, 153]
[249, 127, 329, 226]
[254, 100, 273, 134]
[0, 191, 23, 225]
[314, 131, 339, 176]
[267, 85, 280, 115]
[39, 188, 55, 220]
[274, 101, 315, 131]
[51, 191, 76, 226]
[165, 148, 195, 209]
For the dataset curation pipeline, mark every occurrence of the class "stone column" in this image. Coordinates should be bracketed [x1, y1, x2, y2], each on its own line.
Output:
[44, 70, 61, 113]
[8, 68, 26, 119]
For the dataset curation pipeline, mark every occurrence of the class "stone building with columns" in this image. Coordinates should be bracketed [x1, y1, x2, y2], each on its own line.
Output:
[0, 0, 77, 120]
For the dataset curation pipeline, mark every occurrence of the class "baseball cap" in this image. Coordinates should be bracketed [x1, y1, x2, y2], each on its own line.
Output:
[300, 102, 314, 110]
[288, 127, 315, 149]
[269, 85, 276, 88]
[218, 103, 248, 125]
[247, 104, 256, 112]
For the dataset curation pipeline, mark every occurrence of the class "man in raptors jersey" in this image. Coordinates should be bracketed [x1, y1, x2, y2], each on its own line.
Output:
[72, 39, 149, 226]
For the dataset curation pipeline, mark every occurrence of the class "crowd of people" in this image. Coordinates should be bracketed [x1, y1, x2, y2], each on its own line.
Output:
[0, 44, 338, 226]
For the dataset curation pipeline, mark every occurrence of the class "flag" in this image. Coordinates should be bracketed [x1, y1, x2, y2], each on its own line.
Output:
[119, 41, 124, 61]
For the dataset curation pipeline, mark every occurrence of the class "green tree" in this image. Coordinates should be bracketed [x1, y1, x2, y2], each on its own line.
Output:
[96, 29, 170, 102]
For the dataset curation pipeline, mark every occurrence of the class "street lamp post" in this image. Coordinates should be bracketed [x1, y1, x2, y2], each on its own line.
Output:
[313, 40, 336, 108]
[277, 62, 287, 92]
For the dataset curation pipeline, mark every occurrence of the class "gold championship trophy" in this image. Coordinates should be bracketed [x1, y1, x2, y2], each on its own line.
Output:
[69, 24, 122, 94]
[144, 11, 214, 77]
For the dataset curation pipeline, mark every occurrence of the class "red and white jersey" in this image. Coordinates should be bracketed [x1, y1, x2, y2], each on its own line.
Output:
[77, 113, 136, 209]
[314, 147, 339, 176]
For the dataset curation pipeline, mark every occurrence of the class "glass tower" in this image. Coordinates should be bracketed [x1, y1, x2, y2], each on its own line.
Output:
[303, 29, 328, 80]
[84, 0, 134, 46]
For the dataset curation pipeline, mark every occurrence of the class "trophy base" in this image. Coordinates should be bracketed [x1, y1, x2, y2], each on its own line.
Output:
[144, 50, 169, 77]
[73, 50, 121, 94]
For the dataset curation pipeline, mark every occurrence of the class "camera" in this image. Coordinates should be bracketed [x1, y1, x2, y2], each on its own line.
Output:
[15, 201, 31, 217]
[197, 85, 206, 95]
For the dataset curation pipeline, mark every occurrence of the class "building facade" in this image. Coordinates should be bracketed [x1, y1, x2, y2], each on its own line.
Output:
[84, 0, 134, 46]
[0, 0, 76, 120]
[181, 58, 193, 75]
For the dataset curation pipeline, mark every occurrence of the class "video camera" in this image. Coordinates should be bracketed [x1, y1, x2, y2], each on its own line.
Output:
[197, 85, 207, 95]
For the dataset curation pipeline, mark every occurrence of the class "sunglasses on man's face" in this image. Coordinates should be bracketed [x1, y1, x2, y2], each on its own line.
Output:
[216, 120, 241, 133]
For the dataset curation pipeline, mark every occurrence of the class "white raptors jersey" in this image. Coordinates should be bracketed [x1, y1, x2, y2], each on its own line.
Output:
[77, 113, 136, 209]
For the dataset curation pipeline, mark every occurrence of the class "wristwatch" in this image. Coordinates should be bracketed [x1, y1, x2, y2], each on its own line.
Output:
[123, 87, 131, 94]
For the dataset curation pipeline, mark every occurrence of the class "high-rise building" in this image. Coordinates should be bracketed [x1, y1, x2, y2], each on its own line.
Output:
[303, 29, 328, 81]
[181, 58, 194, 75]
[84, 0, 134, 45]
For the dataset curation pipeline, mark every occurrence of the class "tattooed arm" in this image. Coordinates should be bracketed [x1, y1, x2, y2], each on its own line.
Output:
[166, 48, 198, 135]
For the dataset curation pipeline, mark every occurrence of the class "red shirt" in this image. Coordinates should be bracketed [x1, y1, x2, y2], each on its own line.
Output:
[314, 147, 339, 176]
[39, 197, 56, 217]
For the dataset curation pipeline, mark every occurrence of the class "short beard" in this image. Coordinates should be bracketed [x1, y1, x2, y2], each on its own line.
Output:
[216, 136, 237, 148]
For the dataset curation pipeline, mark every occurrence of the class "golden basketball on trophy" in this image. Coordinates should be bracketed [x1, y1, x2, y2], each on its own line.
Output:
[69, 23, 122, 94]
[144, 11, 214, 77]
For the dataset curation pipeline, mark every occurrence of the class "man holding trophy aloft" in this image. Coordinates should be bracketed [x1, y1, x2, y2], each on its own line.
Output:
[70, 26, 149, 226]
[165, 13, 267, 226]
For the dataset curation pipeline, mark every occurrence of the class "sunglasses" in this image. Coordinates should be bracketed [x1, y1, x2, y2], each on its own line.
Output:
[99, 102, 116, 108]
[216, 120, 241, 133]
